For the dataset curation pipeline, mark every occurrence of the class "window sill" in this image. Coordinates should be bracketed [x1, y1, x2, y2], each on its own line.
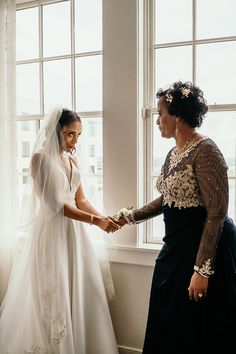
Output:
[108, 244, 161, 267]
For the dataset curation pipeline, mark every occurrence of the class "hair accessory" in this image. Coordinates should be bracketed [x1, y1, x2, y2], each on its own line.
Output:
[165, 93, 173, 103]
[180, 87, 191, 98]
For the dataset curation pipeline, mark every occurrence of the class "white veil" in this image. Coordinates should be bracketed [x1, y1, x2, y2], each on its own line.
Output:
[0, 105, 116, 353]
[21, 105, 115, 299]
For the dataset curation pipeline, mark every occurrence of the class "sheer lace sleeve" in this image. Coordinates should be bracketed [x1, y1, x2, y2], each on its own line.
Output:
[132, 195, 163, 223]
[194, 140, 229, 276]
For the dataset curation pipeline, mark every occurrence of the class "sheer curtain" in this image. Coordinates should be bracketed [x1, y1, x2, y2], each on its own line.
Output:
[0, 0, 17, 303]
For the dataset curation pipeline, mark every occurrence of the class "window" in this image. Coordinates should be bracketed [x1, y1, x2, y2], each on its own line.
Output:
[22, 141, 30, 158]
[88, 123, 96, 137]
[22, 168, 29, 184]
[21, 121, 30, 131]
[16, 0, 103, 207]
[88, 144, 96, 158]
[143, 0, 236, 244]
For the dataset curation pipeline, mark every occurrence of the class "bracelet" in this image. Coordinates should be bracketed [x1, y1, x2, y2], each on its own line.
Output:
[90, 215, 94, 225]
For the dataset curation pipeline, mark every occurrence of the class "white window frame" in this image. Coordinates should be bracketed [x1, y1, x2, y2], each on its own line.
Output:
[16, 0, 102, 122]
[141, 0, 236, 245]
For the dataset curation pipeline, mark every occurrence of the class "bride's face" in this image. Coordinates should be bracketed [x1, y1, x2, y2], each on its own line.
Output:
[61, 121, 82, 152]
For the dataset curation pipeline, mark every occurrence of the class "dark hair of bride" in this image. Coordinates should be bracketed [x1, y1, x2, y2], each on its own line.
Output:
[57, 109, 81, 146]
[58, 108, 81, 128]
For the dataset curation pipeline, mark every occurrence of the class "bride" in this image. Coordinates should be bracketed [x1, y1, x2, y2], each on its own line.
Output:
[0, 107, 120, 354]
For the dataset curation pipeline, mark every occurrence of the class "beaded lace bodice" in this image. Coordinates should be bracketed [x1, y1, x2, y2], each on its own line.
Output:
[133, 138, 229, 276]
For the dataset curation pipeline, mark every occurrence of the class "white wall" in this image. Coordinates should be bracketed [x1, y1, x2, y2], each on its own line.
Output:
[103, 1, 157, 352]
[109, 262, 154, 353]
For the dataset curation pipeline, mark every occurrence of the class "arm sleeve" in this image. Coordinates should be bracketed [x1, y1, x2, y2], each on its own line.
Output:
[194, 142, 229, 276]
[132, 195, 163, 223]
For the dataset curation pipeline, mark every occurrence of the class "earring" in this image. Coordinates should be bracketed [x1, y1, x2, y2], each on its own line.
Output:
[70, 147, 76, 155]
[175, 123, 179, 136]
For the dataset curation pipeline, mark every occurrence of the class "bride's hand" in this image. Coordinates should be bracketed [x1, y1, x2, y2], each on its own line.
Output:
[110, 216, 127, 227]
[96, 216, 121, 233]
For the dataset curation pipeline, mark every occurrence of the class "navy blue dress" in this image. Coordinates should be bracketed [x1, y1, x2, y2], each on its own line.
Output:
[133, 138, 236, 354]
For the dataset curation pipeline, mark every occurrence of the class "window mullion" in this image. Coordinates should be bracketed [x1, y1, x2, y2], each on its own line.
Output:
[39, 3, 44, 114]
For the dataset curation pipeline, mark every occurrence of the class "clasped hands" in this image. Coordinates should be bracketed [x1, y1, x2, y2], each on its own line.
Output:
[98, 212, 128, 234]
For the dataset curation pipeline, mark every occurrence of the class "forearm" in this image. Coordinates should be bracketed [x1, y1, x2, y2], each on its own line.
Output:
[132, 195, 163, 223]
[64, 203, 100, 225]
[75, 198, 102, 217]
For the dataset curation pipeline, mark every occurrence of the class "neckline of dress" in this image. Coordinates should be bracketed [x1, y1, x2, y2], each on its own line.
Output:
[173, 136, 208, 156]
[62, 152, 73, 191]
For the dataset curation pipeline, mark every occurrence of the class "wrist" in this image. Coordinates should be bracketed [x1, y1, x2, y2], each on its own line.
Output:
[92, 215, 101, 226]
[115, 207, 135, 225]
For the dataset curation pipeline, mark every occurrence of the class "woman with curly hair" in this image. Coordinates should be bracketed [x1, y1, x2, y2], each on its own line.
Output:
[115, 81, 236, 354]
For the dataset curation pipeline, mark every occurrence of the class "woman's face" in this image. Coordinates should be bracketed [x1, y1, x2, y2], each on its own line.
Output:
[61, 121, 81, 152]
[156, 97, 176, 138]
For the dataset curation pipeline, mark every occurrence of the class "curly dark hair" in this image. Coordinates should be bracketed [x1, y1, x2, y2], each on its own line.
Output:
[156, 81, 208, 128]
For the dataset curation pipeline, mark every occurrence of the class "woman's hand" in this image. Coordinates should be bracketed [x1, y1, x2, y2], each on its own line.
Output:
[187, 271, 209, 302]
[109, 216, 127, 227]
[96, 216, 121, 233]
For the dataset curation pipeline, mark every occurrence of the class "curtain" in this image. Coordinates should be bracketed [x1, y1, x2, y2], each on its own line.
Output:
[0, 0, 17, 303]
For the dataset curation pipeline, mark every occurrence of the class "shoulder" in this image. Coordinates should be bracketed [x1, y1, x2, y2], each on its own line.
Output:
[196, 138, 228, 169]
[198, 137, 224, 156]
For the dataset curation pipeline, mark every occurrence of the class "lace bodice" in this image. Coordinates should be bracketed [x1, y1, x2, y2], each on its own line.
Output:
[133, 138, 229, 276]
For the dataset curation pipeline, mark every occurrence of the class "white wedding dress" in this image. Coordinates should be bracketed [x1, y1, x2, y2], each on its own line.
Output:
[0, 153, 119, 354]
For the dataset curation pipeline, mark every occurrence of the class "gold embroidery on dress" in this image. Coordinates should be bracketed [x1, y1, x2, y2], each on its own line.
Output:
[168, 138, 208, 173]
[157, 165, 204, 209]
[194, 258, 214, 276]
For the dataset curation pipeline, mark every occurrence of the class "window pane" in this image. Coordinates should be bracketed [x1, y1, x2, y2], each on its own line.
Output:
[155, 0, 192, 44]
[17, 120, 40, 205]
[199, 111, 236, 221]
[16, 63, 40, 115]
[151, 178, 165, 241]
[75, 55, 102, 111]
[75, 0, 102, 53]
[198, 112, 236, 179]
[197, 0, 236, 39]
[43, 59, 72, 113]
[152, 113, 174, 176]
[76, 117, 103, 209]
[43, 1, 70, 57]
[16, 7, 39, 61]
[196, 42, 236, 104]
[155, 46, 192, 97]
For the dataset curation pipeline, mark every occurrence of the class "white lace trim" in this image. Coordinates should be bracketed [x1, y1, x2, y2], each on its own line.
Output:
[168, 138, 208, 173]
[194, 258, 214, 277]
[157, 164, 204, 209]
[24, 345, 53, 354]
[40, 280, 67, 346]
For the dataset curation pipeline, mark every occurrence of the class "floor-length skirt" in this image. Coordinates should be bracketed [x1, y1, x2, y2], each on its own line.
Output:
[0, 215, 118, 354]
[142, 206, 236, 354]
